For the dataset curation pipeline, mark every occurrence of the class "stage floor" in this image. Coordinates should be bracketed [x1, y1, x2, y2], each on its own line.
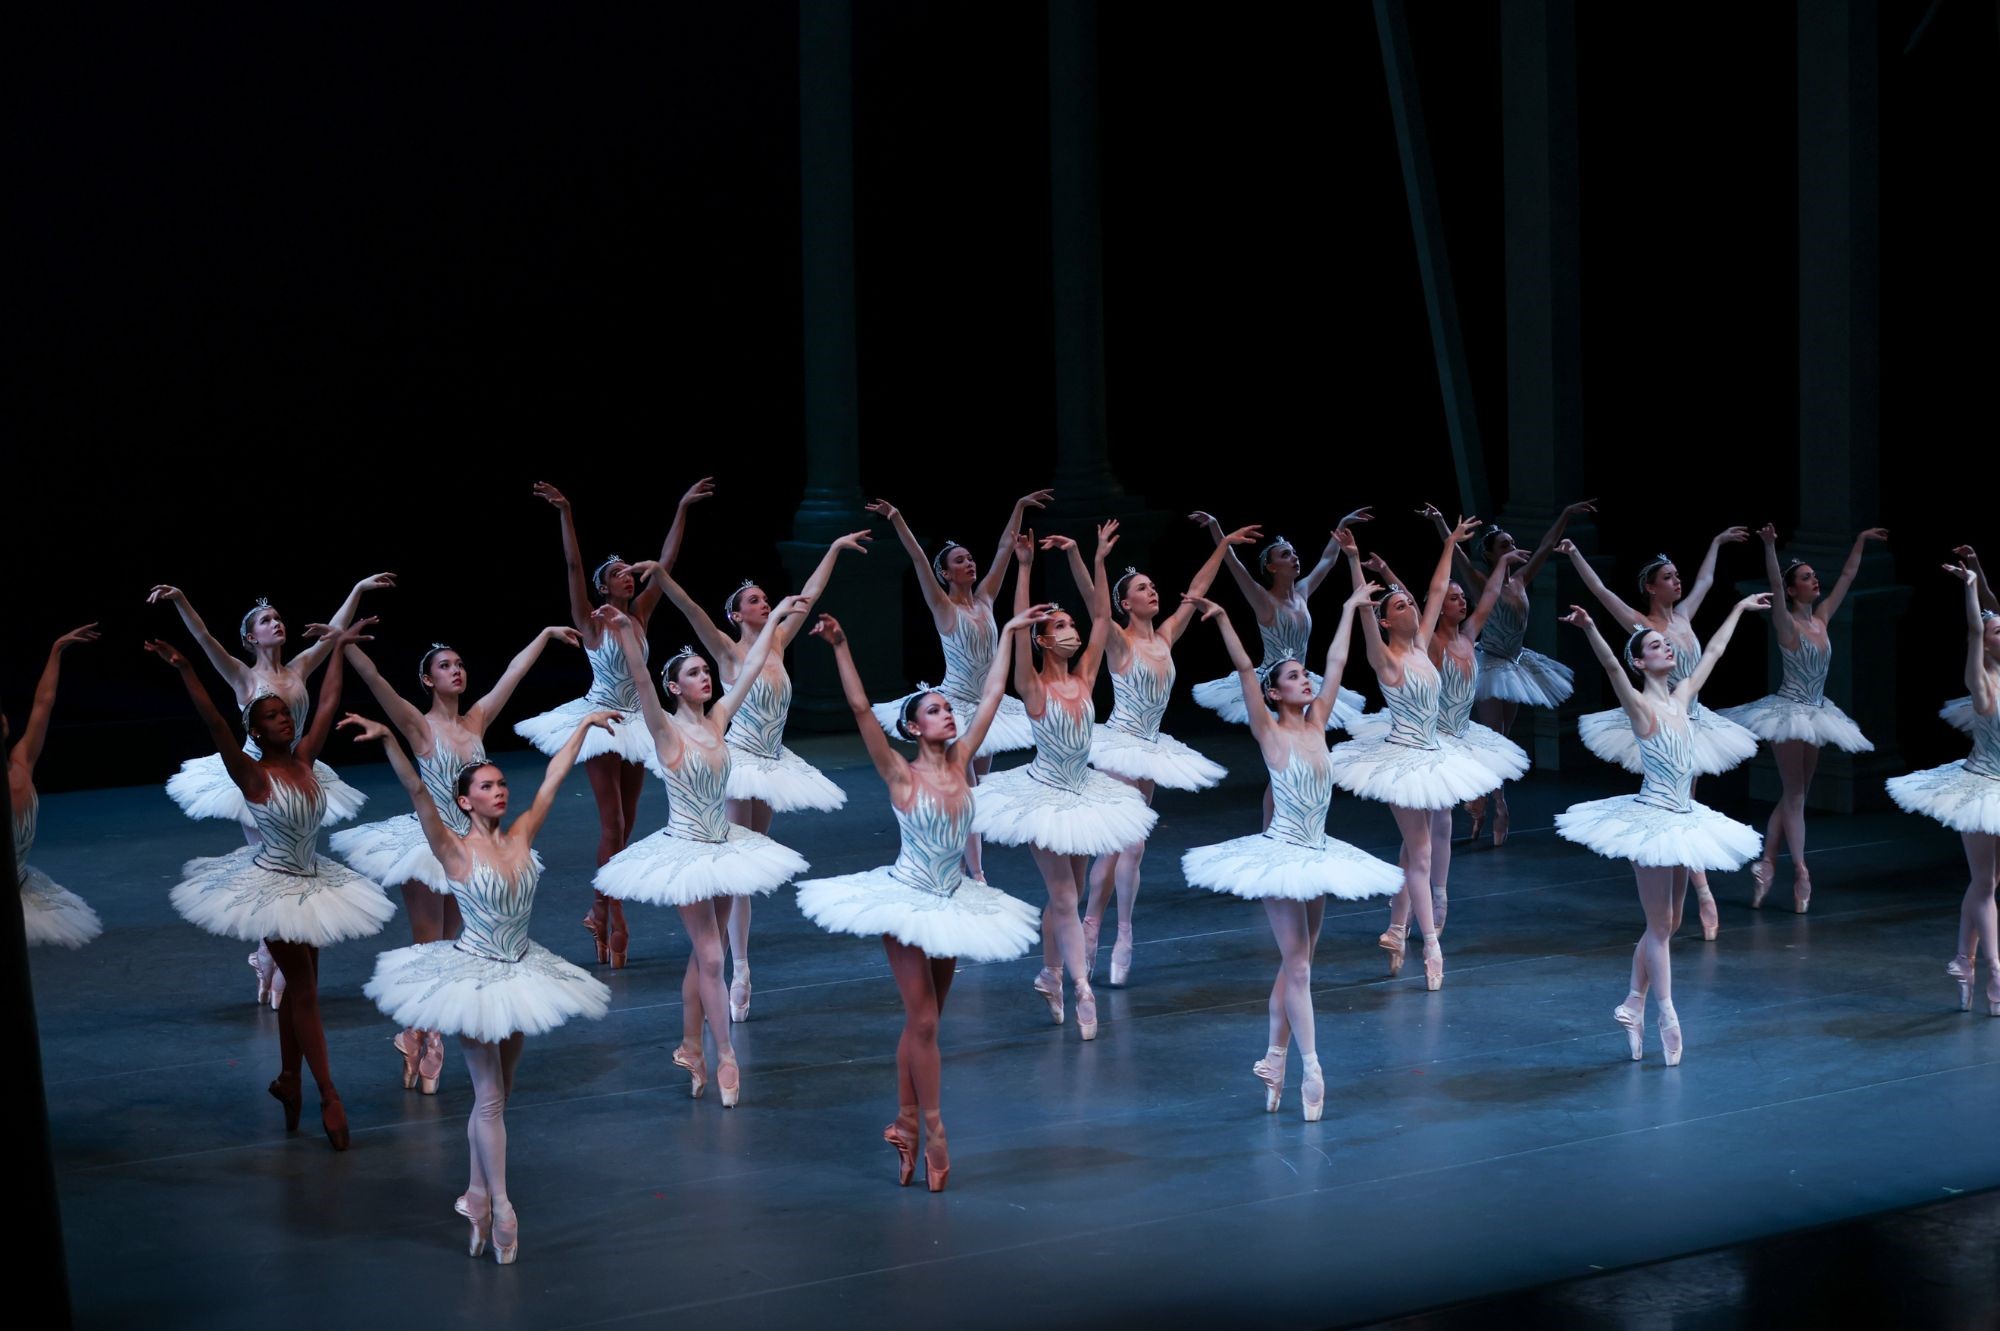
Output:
[26, 730, 1999, 1329]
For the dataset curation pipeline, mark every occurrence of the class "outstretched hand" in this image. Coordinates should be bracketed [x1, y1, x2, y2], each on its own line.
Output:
[54, 623, 102, 652]
[1952, 544, 1980, 565]
[680, 476, 716, 509]
[1714, 525, 1751, 545]
[1187, 510, 1222, 531]
[1038, 534, 1078, 553]
[1335, 505, 1375, 533]
[811, 613, 847, 647]
[1016, 489, 1055, 512]
[1558, 604, 1593, 629]
[1554, 538, 1579, 557]
[337, 713, 393, 743]
[532, 481, 570, 511]
[1223, 523, 1261, 548]
[1758, 523, 1779, 543]
[145, 584, 186, 606]
[864, 497, 901, 524]
[1361, 553, 1390, 578]
[1945, 562, 1977, 586]
[1014, 528, 1036, 563]
[545, 626, 583, 648]
[1451, 514, 1483, 544]
[1180, 593, 1224, 622]
[590, 603, 631, 633]
[833, 528, 873, 555]
[772, 594, 814, 621]
[1348, 579, 1384, 609]
[331, 616, 378, 647]
[143, 638, 190, 670]
[580, 709, 622, 734]
[352, 572, 397, 593]
[1004, 602, 1060, 634]
[1858, 527, 1889, 544]
[1096, 518, 1121, 557]
[1333, 527, 1359, 555]
[1563, 497, 1599, 518]
[1738, 592, 1773, 613]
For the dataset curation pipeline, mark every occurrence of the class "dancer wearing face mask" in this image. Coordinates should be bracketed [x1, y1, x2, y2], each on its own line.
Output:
[11, 624, 105, 948]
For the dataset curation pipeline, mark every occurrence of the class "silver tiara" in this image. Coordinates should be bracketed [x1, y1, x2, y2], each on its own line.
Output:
[592, 554, 625, 592]
[1259, 536, 1295, 569]
[239, 597, 273, 636]
[239, 684, 280, 723]
[418, 642, 453, 680]
[931, 540, 964, 585]
[724, 578, 759, 617]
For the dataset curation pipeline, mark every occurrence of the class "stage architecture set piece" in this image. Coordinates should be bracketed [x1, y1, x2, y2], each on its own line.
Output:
[19, 476, 1991, 1256]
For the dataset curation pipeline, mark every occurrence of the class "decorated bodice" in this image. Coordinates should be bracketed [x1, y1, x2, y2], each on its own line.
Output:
[1025, 692, 1095, 791]
[1265, 753, 1333, 849]
[247, 771, 327, 874]
[725, 663, 792, 760]
[1480, 593, 1529, 660]
[663, 740, 733, 843]
[1633, 712, 1697, 812]
[417, 720, 486, 836]
[242, 671, 311, 760]
[1775, 635, 1832, 707]
[1967, 700, 2000, 779]
[1259, 604, 1312, 669]
[583, 633, 648, 712]
[1379, 651, 1444, 750]
[937, 601, 999, 700]
[12, 789, 37, 881]
[886, 788, 975, 899]
[1437, 647, 1479, 738]
[1105, 653, 1175, 741]
[450, 856, 539, 963]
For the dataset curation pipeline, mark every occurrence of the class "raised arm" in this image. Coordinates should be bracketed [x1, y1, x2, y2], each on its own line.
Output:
[465, 626, 581, 735]
[1161, 524, 1262, 644]
[1009, 530, 1043, 711]
[1073, 521, 1119, 686]
[533, 482, 598, 637]
[1558, 538, 1651, 628]
[1300, 506, 1375, 598]
[710, 593, 814, 732]
[1309, 582, 1378, 730]
[1682, 525, 1750, 620]
[1418, 502, 1482, 593]
[1816, 527, 1887, 622]
[341, 640, 433, 751]
[144, 586, 251, 694]
[656, 567, 743, 666]
[866, 498, 955, 622]
[513, 712, 619, 846]
[10, 625, 99, 776]
[296, 621, 371, 764]
[595, 606, 681, 770]
[630, 477, 716, 621]
[336, 715, 473, 882]
[771, 530, 872, 653]
[956, 604, 1053, 762]
[1515, 498, 1598, 585]
[1465, 549, 1528, 640]
[1949, 564, 1998, 710]
[1755, 524, 1800, 650]
[145, 639, 267, 801]
[1184, 593, 1279, 752]
[1336, 527, 1390, 677]
[1679, 594, 1772, 698]
[811, 614, 911, 792]
[1559, 606, 1653, 734]
[290, 572, 397, 678]
[1191, 510, 1279, 619]
[1958, 546, 2000, 614]
[976, 489, 1052, 604]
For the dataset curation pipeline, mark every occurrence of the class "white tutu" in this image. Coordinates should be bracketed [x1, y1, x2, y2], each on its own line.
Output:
[329, 815, 542, 894]
[796, 868, 1042, 963]
[513, 698, 655, 767]
[723, 743, 847, 813]
[1088, 727, 1226, 790]
[1191, 674, 1367, 732]
[970, 765, 1159, 855]
[1324, 732, 1503, 809]
[1578, 707, 1759, 777]
[1719, 695, 1873, 753]
[1941, 697, 1976, 736]
[364, 939, 612, 1044]
[1182, 832, 1403, 901]
[595, 824, 809, 906]
[170, 846, 395, 946]
[871, 692, 1036, 758]
[21, 868, 102, 949]
[1886, 763, 2000, 836]
[165, 754, 366, 826]
[1473, 647, 1575, 709]
[1449, 721, 1531, 781]
[1554, 795, 1762, 870]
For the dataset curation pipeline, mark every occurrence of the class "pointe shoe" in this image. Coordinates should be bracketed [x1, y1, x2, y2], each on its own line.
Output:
[490, 1201, 519, 1265]
[1792, 873, 1812, 915]
[249, 948, 275, 1006]
[1109, 925, 1134, 988]
[1464, 798, 1486, 843]
[1614, 1000, 1645, 1061]
[268, 1071, 303, 1132]
[454, 1193, 492, 1258]
[1032, 967, 1064, 1025]
[418, 1030, 445, 1095]
[321, 1096, 350, 1151]
[1075, 982, 1098, 1041]
[1748, 859, 1774, 909]
[1378, 921, 1408, 978]
[1252, 1046, 1287, 1112]
[1948, 956, 1974, 1012]
[1423, 936, 1444, 992]
[884, 1108, 920, 1187]
[582, 905, 609, 965]
[391, 1030, 421, 1091]
[729, 963, 752, 1023]
[671, 1043, 708, 1098]
[717, 1056, 741, 1109]
[1300, 1056, 1325, 1123]
[1081, 915, 1102, 982]
[1695, 882, 1720, 942]
[1491, 796, 1511, 848]
[1659, 1010, 1683, 1067]
[606, 900, 629, 970]
[269, 961, 286, 1010]
[922, 1117, 950, 1193]
[1431, 885, 1449, 937]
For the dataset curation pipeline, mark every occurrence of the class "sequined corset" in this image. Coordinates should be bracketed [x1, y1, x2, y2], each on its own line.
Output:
[583, 634, 647, 712]
[886, 789, 975, 899]
[1437, 649, 1478, 738]
[937, 603, 999, 703]
[1479, 594, 1529, 661]
[1025, 694, 1095, 792]
[450, 857, 539, 963]
[12, 790, 37, 884]
[1775, 637, 1832, 708]
[725, 666, 791, 761]
[1104, 656, 1174, 741]
[1633, 714, 1697, 813]
[1379, 652, 1445, 750]
[1259, 607, 1312, 670]
[664, 742, 733, 843]
[1265, 755, 1332, 850]
[1968, 702, 2000, 780]
[417, 725, 485, 836]
[248, 773, 326, 874]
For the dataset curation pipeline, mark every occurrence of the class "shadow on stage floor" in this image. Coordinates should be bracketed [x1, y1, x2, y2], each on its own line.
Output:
[24, 729, 1997, 1330]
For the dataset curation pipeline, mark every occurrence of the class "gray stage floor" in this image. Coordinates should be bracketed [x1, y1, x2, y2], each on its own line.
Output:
[25, 730, 1998, 1329]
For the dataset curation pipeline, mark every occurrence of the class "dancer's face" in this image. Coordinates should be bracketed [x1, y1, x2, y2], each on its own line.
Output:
[1037, 611, 1082, 659]
[1487, 530, 1517, 558]
[732, 586, 771, 630]
[1786, 564, 1821, 608]
[247, 695, 293, 747]
[1630, 630, 1675, 678]
[943, 546, 978, 587]
[1263, 545, 1300, 579]
[423, 650, 467, 699]
[600, 562, 637, 602]
[906, 692, 956, 744]
[242, 606, 286, 650]
[1645, 563, 1682, 608]
[1263, 659, 1314, 707]
[1440, 581, 1468, 626]
[1380, 589, 1419, 636]
[1119, 573, 1159, 621]
[670, 657, 713, 707]
[457, 764, 508, 819]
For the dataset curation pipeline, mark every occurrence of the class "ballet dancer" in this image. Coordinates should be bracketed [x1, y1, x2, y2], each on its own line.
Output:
[10, 624, 104, 948]
[514, 480, 683, 969]
[1559, 528, 1761, 940]
[795, 609, 1047, 1190]
[591, 591, 813, 1107]
[348, 712, 616, 1264]
[147, 623, 392, 1148]
[1072, 521, 1261, 986]
[1329, 517, 1506, 990]
[654, 510, 872, 1021]
[1178, 586, 1402, 1120]
[330, 626, 579, 1093]
[1721, 524, 1887, 911]
[1554, 594, 1768, 1064]
[1886, 562, 2000, 1015]
[976, 523, 1157, 1040]
[1940, 545, 1997, 736]
[867, 490, 1048, 882]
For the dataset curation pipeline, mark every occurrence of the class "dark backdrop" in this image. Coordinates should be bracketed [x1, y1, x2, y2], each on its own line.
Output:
[7, 2, 1993, 791]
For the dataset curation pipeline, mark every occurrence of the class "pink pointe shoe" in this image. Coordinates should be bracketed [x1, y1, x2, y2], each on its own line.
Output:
[418, 1030, 445, 1095]
[1032, 967, 1064, 1025]
[1749, 859, 1775, 909]
[1253, 1046, 1287, 1112]
[391, 1030, 421, 1090]
[1109, 925, 1134, 988]
[1948, 955, 1975, 1012]
[490, 1200, 520, 1265]
[1694, 880, 1720, 942]
[1081, 915, 1102, 982]
[671, 1042, 708, 1099]
[455, 1192, 492, 1257]
[1075, 982, 1098, 1041]
[1422, 935, 1444, 992]
[249, 948, 275, 1006]
[1614, 997, 1645, 1061]
[729, 963, 752, 1024]
[1792, 872, 1812, 915]
[1300, 1055, 1325, 1123]
[1658, 1005, 1684, 1067]
[1378, 921, 1407, 978]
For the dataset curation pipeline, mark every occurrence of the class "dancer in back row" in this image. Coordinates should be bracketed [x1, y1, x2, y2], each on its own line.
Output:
[11, 624, 104, 948]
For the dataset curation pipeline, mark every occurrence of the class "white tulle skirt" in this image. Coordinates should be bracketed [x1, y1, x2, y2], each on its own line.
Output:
[1191, 674, 1367, 732]
[512, 699, 655, 767]
[970, 767, 1160, 856]
[165, 755, 366, 827]
[1446, 722, 1531, 782]
[1886, 763, 2000, 836]
[1578, 707, 1759, 777]
[1473, 648, 1574, 709]
[170, 848, 395, 946]
[724, 743, 847, 813]
[1718, 696, 1873, 753]
[329, 815, 543, 894]
[595, 825, 809, 906]
[1182, 833, 1403, 902]
[1941, 697, 1976, 736]
[870, 693, 1036, 758]
[1554, 796, 1762, 871]
[1324, 732, 1504, 809]
[365, 940, 612, 1045]
[21, 868, 102, 949]
[1089, 727, 1227, 790]
[796, 869, 1042, 963]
